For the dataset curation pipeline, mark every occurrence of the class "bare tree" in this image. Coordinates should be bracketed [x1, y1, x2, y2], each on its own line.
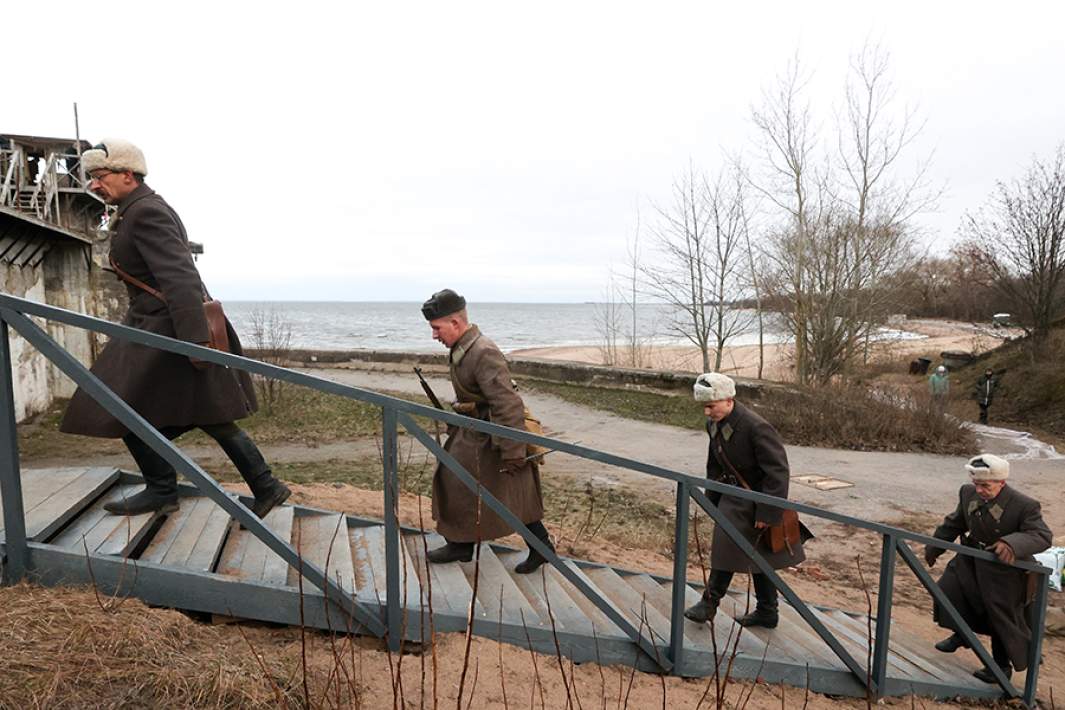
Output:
[642, 163, 754, 372]
[249, 307, 293, 413]
[962, 145, 1065, 350]
[594, 208, 654, 368]
[752, 46, 930, 384]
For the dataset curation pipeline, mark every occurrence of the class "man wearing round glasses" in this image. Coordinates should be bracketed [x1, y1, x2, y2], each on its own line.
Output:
[61, 139, 290, 519]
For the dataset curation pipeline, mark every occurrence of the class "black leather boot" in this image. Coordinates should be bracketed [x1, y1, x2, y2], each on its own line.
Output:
[104, 489, 179, 515]
[515, 521, 554, 574]
[972, 663, 1012, 684]
[685, 570, 732, 624]
[737, 573, 779, 628]
[249, 476, 292, 519]
[934, 633, 968, 653]
[427, 541, 475, 564]
[684, 597, 719, 623]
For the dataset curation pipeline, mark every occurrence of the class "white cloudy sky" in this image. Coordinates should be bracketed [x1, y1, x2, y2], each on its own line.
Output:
[5, 1, 1064, 302]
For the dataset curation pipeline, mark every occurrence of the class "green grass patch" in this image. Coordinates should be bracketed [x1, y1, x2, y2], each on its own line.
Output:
[522, 379, 705, 430]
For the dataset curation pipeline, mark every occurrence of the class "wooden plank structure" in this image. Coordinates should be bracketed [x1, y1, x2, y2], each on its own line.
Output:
[0, 467, 1016, 702]
[0, 293, 1051, 707]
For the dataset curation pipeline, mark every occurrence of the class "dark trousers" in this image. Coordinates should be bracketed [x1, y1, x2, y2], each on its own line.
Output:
[978, 402, 990, 425]
[123, 422, 271, 499]
[703, 569, 778, 611]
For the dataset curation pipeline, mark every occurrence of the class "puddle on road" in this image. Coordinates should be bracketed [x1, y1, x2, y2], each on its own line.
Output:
[965, 422, 1065, 460]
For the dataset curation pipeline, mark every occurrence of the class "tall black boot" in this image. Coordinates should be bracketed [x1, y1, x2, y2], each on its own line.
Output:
[427, 539, 475, 564]
[205, 423, 291, 518]
[515, 521, 554, 574]
[737, 573, 779, 628]
[974, 635, 1014, 683]
[108, 432, 180, 515]
[685, 569, 733, 623]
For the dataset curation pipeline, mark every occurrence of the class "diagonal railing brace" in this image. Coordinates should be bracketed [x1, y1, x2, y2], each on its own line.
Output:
[0, 307, 385, 637]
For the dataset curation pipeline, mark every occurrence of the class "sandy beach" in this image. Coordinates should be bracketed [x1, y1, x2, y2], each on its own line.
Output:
[511, 318, 1018, 380]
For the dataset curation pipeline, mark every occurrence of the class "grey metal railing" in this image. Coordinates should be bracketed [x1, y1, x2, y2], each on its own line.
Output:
[0, 293, 1051, 705]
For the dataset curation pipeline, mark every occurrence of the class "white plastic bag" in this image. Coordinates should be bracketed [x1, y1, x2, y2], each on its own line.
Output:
[1034, 547, 1065, 592]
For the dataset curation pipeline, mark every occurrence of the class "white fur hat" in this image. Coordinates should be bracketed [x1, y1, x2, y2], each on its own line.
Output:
[82, 139, 148, 176]
[965, 453, 1009, 481]
[693, 372, 736, 402]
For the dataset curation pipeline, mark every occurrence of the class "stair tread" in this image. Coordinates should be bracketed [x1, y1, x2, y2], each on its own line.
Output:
[586, 566, 673, 645]
[216, 505, 294, 585]
[348, 525, 421, 606]
[662, 581, 771, 658]
[548, 560, 630, 640]
[141, 496, 233, 572]
[6, 467, 118, 541]
[49, 483, 159, 557]
[290, 513, 354, 594]
[497, 550, 591, 634]
[406, 532, 485, 619]
[460, 544, 543, 628]
[715, 586, 838, 667]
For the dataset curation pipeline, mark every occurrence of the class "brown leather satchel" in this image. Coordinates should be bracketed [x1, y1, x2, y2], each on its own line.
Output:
[712, 436, 802, 555]
[110, 256, 230, 353]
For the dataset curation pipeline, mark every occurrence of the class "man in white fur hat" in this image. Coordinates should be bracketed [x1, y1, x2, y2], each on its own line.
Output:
[60, 139, 290, 519]
[683, 372, 811, 629]
[925, 453, 1052, 683]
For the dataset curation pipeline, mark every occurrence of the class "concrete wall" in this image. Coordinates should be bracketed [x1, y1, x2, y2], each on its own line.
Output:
[4, 241, 99, 421]
[266, 348, 769, 399]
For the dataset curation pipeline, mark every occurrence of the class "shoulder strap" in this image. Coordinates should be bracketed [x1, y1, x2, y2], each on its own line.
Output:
[110, 255, 166, 303]
[712, 432, 752, 491]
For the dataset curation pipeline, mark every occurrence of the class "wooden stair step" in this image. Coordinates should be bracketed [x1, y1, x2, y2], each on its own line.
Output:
[49, 483, 161, 557]
[809, 607, 938, 683]
[827, 610, 982, 687]
[586, 566, 673, 645]
[289, 513, 355, 594]
[715, 587, 827, 667]
[460, 544, 543, 628]
[349, 525, 422, 607]
[497, 549, 591, 634]
[141, 496, 232, 572]
[627, 574, 712, 649]
[4, 467, 118, 542]
[216, 505, 294, 585]
[661, 581, 767, 657]
[405, 532, 485, 619]
[549, 561, 630, 641]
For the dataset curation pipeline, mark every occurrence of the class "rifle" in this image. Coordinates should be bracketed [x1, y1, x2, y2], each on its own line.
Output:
[414, 367, 445, 410]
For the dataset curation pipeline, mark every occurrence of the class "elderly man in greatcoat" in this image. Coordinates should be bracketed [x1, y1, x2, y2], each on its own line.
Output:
[925, 453, 1052, 683]
[60, 139, 290, 518]
[420, 289, 552, 573]
[684, 373, 810, 628]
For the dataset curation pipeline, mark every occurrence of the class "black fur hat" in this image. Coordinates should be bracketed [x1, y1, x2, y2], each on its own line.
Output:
[421, 289, 466, 320]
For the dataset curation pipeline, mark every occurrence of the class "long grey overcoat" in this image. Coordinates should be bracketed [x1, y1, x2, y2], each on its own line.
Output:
[432, 325, 544, 542]
[704, 402, 809, 572]
[60, 184, 257, 438]
[929, 483, 1052, 670]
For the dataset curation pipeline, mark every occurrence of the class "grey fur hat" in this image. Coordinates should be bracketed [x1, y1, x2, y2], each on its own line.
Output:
[965, 453, 1009, 481]
[82, 139, 148, 176]
[693, 372, 736, 402]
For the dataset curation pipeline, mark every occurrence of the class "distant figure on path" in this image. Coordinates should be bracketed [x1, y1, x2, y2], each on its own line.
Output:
[972, 368, 1000, 425]
[683, 373, 811, 629]
[421, 289, 552, 573]
[924, 454, 1052, 683]
[928, 365, 950, 410]
[60, 139, 290, 518]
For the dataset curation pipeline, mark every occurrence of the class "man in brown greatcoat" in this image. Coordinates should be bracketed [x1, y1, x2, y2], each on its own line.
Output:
[925, 453, 1052, 683]
[60, 139, 289, 517]
[420, 289, 551, 573]
[684, 372, 810, 628]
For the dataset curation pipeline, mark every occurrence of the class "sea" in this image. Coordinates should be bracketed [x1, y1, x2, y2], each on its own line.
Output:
[222, 301, 793, 353]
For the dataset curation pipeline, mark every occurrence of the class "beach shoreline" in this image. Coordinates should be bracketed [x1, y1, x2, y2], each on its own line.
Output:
[510, 318, 1018, 380]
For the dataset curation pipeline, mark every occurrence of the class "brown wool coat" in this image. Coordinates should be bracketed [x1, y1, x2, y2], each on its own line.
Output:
[60, 184, 257, 438]
[929, 483, 1052, 670]
[432, 325, 544, 542]
[704, 402, 808, 572]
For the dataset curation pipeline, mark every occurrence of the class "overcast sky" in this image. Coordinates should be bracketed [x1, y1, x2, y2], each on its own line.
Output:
[6, 1, 1064, 302]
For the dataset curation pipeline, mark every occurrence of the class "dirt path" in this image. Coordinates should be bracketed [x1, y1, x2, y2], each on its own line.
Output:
[301, 367, 1065, 533]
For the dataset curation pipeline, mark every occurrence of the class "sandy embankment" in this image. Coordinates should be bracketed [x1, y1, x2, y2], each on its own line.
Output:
[511, 318, 1017, 380]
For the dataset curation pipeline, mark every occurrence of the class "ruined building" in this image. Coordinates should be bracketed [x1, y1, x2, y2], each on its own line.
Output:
[1, 133, 125, 421]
